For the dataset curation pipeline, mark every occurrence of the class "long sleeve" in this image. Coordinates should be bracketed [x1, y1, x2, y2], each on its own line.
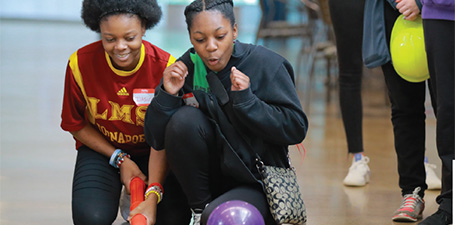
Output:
[229, 61, 308, 145]
[144, 84, 184, 150]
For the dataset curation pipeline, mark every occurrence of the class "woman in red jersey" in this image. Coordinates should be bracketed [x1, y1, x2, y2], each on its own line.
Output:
[60, 0, 190, 224]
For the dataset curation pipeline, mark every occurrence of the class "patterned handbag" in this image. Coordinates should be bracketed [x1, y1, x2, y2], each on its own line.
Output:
[205, 72, 307, 224]
[257, 160, 307, 225]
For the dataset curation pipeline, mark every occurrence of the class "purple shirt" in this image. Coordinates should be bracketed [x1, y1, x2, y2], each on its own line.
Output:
[421, 0, 455, 21]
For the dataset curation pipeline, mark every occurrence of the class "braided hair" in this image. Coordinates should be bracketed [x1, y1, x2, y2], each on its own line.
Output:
[81, 0, 162, 32]
[184, 0, 235, 32]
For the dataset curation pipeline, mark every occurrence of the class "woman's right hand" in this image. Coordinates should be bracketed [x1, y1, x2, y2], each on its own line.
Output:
[119, 158, 147, 194]
[162, 61, 188, 95]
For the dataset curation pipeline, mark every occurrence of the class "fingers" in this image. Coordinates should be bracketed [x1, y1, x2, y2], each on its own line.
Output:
[163, 61, 187, 94]
[230, 66, 250, 91]
[166, 61, 188, 80]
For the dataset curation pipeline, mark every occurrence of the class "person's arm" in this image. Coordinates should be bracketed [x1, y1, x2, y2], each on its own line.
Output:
[229, 62, 308, 145]
[70, 124, 147, 191]
[128, 147, 168, 225]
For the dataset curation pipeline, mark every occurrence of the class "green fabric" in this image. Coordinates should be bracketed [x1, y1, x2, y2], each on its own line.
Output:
[190, 52, 210, 93]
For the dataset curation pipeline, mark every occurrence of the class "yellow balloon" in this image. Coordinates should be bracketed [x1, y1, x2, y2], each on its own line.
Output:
[390, 14, 430, 83]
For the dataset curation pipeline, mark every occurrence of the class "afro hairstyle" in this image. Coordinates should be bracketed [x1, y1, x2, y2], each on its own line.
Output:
[81, 0, 162, 32]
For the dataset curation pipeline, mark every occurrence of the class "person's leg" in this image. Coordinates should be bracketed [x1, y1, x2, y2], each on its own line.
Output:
[155, 173, 192, 225]
[382, 63, 428, 196]
[164, 106, 218, 210]
[383, 3, 427, 198]
[329, 0, 365, 155]
[72, 146, 122, 225]
[421, 19, 454, 224]
[329, 0, 370, 186]
[201, 185, 275, 225]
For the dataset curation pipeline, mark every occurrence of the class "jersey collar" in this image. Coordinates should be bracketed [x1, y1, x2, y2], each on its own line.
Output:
[105, 43, 145, 76]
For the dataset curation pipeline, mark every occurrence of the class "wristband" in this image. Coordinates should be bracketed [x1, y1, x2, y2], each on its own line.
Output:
[109, 149, 122, 168]
[147, 182, 164, 194]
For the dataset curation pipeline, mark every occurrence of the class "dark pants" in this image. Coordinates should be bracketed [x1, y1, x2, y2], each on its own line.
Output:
[329, 0, 365, 154]
[382, 3, 429, 197]
[71, 146, 190, 225]
[423, 19, 454, 214]
[165, 106, 276, 225]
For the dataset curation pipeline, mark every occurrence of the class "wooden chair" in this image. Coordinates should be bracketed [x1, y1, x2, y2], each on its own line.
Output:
[296, 0, 338, 112]
[255, 0, 316, 45]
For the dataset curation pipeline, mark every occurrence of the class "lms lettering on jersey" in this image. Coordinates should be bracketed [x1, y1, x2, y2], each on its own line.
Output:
[133, 89, 154, 106]
[87, 97, 147, 127]
[96, 123, 146, 144]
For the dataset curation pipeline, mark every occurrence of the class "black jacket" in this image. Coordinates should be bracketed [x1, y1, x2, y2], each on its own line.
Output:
[144, 40, 308, 183]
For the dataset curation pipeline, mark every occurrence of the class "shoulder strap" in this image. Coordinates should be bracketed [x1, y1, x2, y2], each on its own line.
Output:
[205, 72, 262, 162]
[206, 72, 229, 105]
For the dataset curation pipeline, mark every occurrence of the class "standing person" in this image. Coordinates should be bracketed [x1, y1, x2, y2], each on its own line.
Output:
[143, 0, 308, 224]
[328, 0, 371, 187]
[60, 0, 190, 224]
[418, 0, 454, 224]
[363, 0, 441, 222]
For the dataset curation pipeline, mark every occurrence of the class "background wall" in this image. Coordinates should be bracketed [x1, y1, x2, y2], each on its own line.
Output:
[0, 0, 259, 30]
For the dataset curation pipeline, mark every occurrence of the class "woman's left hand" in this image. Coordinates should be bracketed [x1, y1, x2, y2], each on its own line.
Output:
[128, 197, 158, 225]
[230, 66, 250, 91]
[395, 0, 420, 21]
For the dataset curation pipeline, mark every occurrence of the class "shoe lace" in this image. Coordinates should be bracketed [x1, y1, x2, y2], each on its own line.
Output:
[399, 187, 422, 212]
[350, 156, 370, 170]
[424, 162, 437, 170]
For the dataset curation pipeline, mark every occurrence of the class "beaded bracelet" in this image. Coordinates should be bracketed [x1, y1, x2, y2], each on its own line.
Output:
[116, 152, 130, 168]
[145, 184, 163, 204]
[145, 189, 161, 204]
[109, 149, 130, 168]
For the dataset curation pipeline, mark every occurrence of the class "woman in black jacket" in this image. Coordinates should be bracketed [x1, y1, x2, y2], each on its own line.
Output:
[144, 0, 308, 224]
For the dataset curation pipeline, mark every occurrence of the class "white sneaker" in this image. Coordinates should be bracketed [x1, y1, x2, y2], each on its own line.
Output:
[190, 208, 202, 225]
[424, 158, 441, 190]
[119, 187, 131, 221]
[343, 153, 370, 186]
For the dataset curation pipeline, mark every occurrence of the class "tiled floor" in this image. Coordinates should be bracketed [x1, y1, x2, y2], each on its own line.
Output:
[0, 19, 443, 225]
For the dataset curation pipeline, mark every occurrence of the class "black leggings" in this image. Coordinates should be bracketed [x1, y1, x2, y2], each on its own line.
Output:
[423, 19, 454, 214]
[329, 0, 365, 154]
[165, 106, 275, 225]
[71, 146, 190, 225]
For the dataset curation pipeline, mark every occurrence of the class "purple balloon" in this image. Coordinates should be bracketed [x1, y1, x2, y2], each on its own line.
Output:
[207, 200, 265, 225]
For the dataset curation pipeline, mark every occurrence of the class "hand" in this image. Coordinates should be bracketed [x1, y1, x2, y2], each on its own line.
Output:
[119, 158, 147, 194]
[163, 61, 188, 95]
[230, 67, 250, 91]
[395, 0, 420, 21]
[128, 196, 158, 225]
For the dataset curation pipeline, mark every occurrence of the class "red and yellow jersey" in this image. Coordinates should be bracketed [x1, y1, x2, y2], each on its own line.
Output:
[61, 40, 175, 156]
